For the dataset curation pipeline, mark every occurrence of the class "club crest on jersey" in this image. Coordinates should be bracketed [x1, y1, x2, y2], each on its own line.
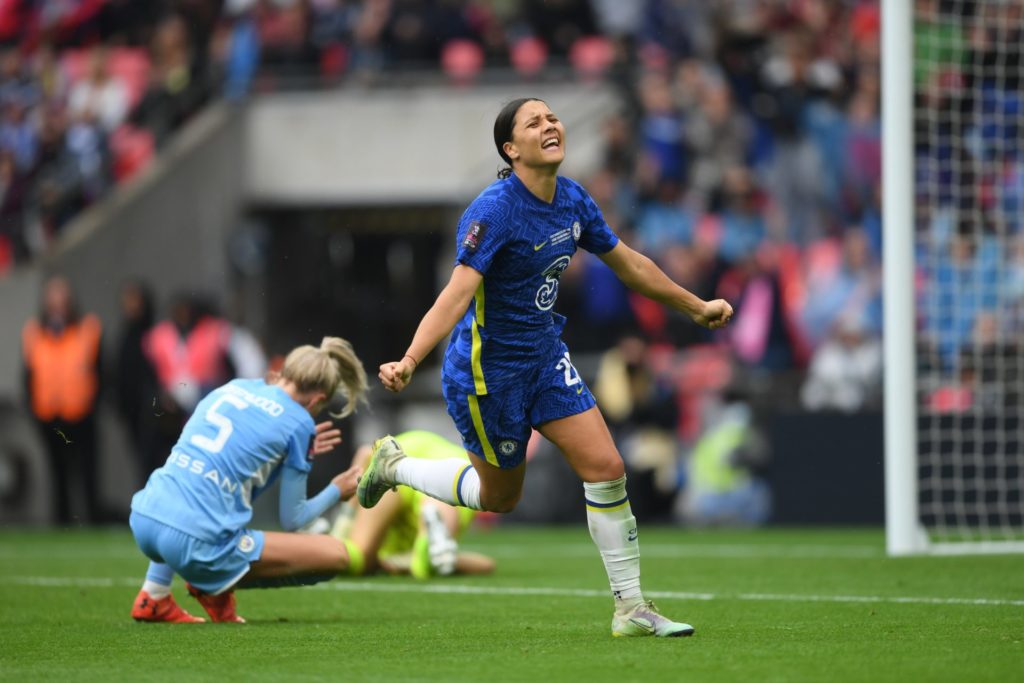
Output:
[462, 221, 486, 251]
[572, 220, 581, 242]
[498, 440, 518, 456]
[238, 534, 256, 553]
[535, 255, 572, 311]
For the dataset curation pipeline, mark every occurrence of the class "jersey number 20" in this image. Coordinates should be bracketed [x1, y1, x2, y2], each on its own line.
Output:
[555, 351, 581, 387]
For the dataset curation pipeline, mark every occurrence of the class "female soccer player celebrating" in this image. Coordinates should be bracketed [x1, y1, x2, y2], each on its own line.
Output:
[363, 98, 734, 637]
[129, 337, 369, 623]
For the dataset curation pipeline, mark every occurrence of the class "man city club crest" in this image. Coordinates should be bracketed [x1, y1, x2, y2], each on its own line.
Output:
[572, 220, 581, 242]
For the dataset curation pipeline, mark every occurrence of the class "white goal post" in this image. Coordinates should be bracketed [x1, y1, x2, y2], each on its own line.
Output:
[884, 0, 1024, 555]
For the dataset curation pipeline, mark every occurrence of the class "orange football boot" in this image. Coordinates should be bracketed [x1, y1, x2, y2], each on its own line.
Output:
[131, 590, 206, 623]
[186, 583, 246, 623]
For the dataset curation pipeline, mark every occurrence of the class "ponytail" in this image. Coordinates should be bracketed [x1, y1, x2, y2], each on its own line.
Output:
[280, 336, 369, 417]
[320, 336, 369, 417]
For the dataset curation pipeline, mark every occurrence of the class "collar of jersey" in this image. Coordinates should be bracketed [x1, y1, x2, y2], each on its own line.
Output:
[507, 172, 560, 207]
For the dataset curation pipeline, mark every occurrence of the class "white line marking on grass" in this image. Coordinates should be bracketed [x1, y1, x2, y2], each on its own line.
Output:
[8, 576, 1023, 607]
[483, 543, 884, 559]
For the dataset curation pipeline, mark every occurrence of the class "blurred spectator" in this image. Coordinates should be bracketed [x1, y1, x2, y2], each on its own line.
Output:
[684, 81, 753, 208]
[720, 248, 802, 372]
[676, 388, 771, 527]
[800, 313, 882, 413]
[0, 148, 29, 265]
[522, 0, 597, 58]
[68, 46, 129, 132]
[112, 278, 160, 485]
[708, 165, 768, 265]
[21, 275, 103, 525]
[145, 292, 263, 407]
[594, 334, 680, 519]
[0, 99, 38, 171]
[919, 227, 1000, 371]
[130, 16, 207, 145]
[636, 71, 686, 183]
[801, 227, 881, 349]
[633, 177, 694, 254]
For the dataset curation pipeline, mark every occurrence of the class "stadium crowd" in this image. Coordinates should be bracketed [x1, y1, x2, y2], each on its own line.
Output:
[6, 0, 1019, 523]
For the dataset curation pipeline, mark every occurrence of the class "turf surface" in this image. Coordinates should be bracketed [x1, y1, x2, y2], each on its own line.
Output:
[0, 527, 1021, 682]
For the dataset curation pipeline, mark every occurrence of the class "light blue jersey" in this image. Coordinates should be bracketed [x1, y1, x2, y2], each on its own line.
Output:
[132, 378, 315, 543]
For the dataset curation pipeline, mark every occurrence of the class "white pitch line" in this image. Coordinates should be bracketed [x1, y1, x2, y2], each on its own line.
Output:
[482, 543, 884, 559]
[7, 576, 1023, 608]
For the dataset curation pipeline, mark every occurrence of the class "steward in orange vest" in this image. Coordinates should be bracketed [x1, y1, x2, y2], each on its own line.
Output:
[22, 276, 104, 524]
[22, 312, 102, 422]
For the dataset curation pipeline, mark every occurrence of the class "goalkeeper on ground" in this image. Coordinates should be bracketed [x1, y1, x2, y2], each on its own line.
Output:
[328, 430, 496, 579]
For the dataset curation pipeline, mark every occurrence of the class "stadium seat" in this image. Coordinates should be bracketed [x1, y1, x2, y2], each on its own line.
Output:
[441, 39, 484, 85]
[510, 37, 547, 78]
[569, 36, 614, 82]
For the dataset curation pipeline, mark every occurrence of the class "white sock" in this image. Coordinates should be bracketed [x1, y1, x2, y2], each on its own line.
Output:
[394, 458, 482, 510]
[142, 579, 171, 599]
[584, 476, 644, 611]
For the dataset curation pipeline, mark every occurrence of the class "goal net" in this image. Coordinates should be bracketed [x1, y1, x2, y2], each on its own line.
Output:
[886, 0, 1024, 554]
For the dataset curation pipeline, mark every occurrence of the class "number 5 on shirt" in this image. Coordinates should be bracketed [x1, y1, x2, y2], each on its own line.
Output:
[190, 394, 249, 454]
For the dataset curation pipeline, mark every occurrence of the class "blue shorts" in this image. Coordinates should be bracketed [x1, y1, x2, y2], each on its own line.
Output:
[129, 511, 264, 595]
[443, 340, 595, 469]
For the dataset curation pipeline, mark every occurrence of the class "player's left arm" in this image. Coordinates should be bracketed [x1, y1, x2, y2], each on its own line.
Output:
[278, 422, 360, 531]
[598, 241, 734, 330]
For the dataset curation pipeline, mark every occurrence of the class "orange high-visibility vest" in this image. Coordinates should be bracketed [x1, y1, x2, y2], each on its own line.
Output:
[22, 314, 102, 422]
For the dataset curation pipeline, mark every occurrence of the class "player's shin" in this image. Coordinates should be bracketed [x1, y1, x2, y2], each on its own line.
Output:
[583, 476, 643, 611]
[394, 458, 482, 510]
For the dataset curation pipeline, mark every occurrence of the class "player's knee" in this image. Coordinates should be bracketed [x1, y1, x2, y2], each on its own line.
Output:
[586, 455, 624, 483]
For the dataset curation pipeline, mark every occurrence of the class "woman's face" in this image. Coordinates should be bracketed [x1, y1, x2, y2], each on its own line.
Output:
[505, 100, 565, 172]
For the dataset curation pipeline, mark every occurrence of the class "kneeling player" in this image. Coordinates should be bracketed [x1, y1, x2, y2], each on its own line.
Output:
[329, 430, 495, 579]
[128, 337, 368, 623]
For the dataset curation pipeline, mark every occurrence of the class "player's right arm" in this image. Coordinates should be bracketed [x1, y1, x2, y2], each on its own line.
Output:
[379, 264, 482, 393]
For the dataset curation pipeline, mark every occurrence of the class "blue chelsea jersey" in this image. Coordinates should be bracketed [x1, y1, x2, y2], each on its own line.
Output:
[443, 174, 619, 394]
[131, 379, 315, 542]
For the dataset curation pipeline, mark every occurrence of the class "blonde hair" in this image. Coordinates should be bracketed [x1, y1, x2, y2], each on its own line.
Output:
[280, 336, 369, 417]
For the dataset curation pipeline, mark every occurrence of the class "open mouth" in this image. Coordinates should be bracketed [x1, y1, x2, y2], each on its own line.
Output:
[542, 136, 560, 150]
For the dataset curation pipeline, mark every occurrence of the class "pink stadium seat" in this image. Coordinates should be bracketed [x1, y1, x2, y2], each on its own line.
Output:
[510, 36, 547, 78]
[569, 35, 614, 81]
[441, 39, 484, 84]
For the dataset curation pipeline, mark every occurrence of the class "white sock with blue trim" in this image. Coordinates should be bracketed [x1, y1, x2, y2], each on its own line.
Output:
[394, 458, 482, 510]
[584, 476, 644, 611]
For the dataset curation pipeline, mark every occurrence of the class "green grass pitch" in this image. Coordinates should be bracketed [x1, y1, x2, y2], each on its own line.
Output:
[0, 526, 1021, 682]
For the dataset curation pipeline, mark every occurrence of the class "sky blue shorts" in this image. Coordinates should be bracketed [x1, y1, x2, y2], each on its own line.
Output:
[130, 511, 265, 595]
[442, 339, 596, 469]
